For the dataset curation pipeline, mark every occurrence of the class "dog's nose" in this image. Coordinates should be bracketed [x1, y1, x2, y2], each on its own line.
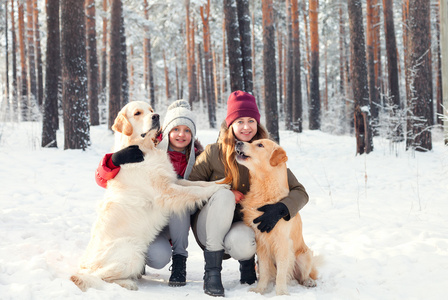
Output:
[236, 141, 243, 147]
[152, 114, 159, 121]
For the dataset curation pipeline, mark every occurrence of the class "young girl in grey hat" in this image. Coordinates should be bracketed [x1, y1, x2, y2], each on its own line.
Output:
[95, 99, 202, 287]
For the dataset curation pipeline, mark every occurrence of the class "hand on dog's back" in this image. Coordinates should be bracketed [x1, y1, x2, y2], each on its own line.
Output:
[111, 145, 144, 166]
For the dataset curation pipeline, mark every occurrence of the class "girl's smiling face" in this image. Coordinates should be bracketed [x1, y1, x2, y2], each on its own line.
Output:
[169, 125, 192, 151]
[231, 117, 258, 142]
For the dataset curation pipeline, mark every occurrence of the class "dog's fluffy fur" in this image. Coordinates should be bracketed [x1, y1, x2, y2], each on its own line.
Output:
[236, 139, 318, 295]
[71, 101, 227, 291]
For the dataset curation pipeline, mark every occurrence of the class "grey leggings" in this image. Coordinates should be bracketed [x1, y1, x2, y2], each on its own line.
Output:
[196, 189, 256, 261]
[145, 210, 190, 269]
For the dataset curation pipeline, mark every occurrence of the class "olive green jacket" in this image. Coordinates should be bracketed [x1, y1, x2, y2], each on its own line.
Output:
[189, 142, 309, 221]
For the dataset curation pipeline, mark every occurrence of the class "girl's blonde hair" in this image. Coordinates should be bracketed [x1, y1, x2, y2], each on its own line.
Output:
[218, 121, 269, 190]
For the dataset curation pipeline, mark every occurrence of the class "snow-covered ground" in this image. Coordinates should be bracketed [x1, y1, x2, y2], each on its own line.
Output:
[1, 121, 447, 300]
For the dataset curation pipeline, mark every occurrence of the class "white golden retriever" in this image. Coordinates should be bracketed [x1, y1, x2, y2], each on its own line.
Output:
[71, 101, 227, 291]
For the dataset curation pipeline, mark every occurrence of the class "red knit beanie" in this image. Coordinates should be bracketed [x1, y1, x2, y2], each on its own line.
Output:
[225, 91, 261, 127]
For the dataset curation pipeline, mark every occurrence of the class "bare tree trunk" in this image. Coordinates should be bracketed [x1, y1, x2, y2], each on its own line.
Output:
[236, 0, 253, 94]
[262, 0, 279, 143]
[224, 0, 243, 92]
[120, 12, 128, 106]
[434, 1, 443, 126]
[11, 0, 18, 121]
[277, 30, 283, 115]
[292, 0, 302, 132]
[201, 1, 216, 127]
[61, 0, 90, 149]
[163, 51, 170, 100]
[33, 0, 43, 108]
[143, 0, 155, 108]
[86, 0, 100, 125]
[26, 0, 37, 114]
[338, 1, 345, 95]
[5, 1, 10, 120]
[285, 0, 293, 130]
[108, 0, 122, 129]
[101, 0, 108, 111]
[309, 0, 320, 130]
[406, 0, 433, 151]
[366, 0, 379, 130]
[440, 0, 448, 144]
[18, 1, 28, 121]
[42, 0, 60, 148]
[382, 0, 402, 140]
[348, 0, 373, 154]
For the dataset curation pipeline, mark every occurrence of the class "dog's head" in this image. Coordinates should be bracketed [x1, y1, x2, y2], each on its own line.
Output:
[112, 101, 160, 151]
[235, 139, 288, 173]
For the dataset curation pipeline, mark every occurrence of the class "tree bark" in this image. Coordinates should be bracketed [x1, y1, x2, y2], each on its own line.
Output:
[441, 0, 448, 144]
[61, 0, 91, 149]
[285, 0, 293, 130]
[348, 0, 373, 154]
[86, 0, 100, 125]
[42, 0, 60, 148]
[224, 0, 243, 92]
[309, 0, 320, 130]
[406, 0, 433, 151]
[108, 0, 123, 130]
[236, 0, 253, 94]
[33, 0, 43, 108]
[10, 0, 18, 121]
[291, 0, 302, 132]
[262, 0, 279, 143]
[18, 1, 28, 121]
[26, 0, 37, 115]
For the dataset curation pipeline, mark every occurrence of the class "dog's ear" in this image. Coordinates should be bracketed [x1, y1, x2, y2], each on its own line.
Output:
[270, 147, 288, 167]
[112, 113, 133, 136]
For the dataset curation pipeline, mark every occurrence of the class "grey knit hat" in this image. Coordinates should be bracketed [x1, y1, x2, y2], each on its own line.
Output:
[157, 100, 197, 179]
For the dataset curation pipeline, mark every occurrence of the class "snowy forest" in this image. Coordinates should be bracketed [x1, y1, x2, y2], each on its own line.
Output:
[0, 0, 447, 153]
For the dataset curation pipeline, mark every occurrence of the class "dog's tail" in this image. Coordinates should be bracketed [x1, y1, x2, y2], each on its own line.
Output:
[70, 273, 104, 292]
[294, 249, 325, 285]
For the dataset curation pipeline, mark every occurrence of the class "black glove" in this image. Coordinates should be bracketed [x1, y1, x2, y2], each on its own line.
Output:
[253, 202, 289, 233]
[111, 145, 144, 166]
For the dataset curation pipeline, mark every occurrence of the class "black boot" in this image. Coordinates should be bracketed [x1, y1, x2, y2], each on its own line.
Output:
[168, 254, 187, 287]
[203, 250, 225, 297]
[239, 256, 257, 285]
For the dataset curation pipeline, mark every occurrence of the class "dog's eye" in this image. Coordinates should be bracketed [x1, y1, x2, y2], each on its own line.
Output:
[134, 111, 141, 116]
[257, 143, 264, 148]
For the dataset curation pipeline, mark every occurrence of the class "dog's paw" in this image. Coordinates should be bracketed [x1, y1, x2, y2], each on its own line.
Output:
[249, 285, 267, 294]
[275, 286, 290, 295]
[219, 183, 231, 190]
[113, 279, 138, 290]
[301, 278, 317, 288]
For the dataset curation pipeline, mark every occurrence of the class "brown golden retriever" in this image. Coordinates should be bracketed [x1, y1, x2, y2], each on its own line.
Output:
[235, 139, 318, 295]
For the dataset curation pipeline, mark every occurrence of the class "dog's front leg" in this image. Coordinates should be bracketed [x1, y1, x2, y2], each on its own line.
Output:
[274, 239, 295, 295]
[250, 245, 273, 294]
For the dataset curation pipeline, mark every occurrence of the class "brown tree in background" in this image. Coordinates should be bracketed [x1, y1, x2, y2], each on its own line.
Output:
[285, 0, 293, 130]
[348, 0, 373, 154]
[236, 0, 253, 94]
[262, 0, 279, 143]
[86, 0, 100, 126]
[441, 0, 448, 145]
[224, 0, 243, 92]
[42, 0, 60, 148]
[10, 0, 18, 121]
[5, 0, 10, 120]
[406, 0, 432, 151]
[18, 1, 28, 121]
[26, 0, 37, 112]
[61, 0, 91, 149]
[308, 0, 320, 130]
[33, 0, 43, 107]
[143, 0, 155, 108]
[101, 0, 108, 108]
[108, 0, 123, 129]
[120, 12, 129, 106]
[200, 0, 217, 128]
[185, 0, 197, 106]
[382, 0, 402, 139]
[366, 0, 379, 130]
[291, 0, 302, 132]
